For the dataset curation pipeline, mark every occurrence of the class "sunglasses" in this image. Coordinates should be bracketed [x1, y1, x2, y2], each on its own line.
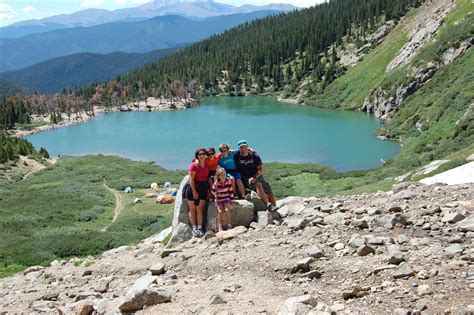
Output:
[198, 153, 207, 156]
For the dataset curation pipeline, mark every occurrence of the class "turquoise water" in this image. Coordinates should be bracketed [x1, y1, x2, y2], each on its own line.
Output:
[26, 96, 400, 172]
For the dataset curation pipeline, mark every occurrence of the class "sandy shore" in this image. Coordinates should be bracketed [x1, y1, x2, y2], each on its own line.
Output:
[277, 96, 299, 104]
[12, 97, 197, 138]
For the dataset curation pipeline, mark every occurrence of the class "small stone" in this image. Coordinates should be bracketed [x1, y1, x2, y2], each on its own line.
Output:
[387, 252, 405, 265]
[441, 213, 465, 224]
[356, 245, 375, 256]
[394, 308, 411, 315]
[119, 288, 172, 312]
[306, 245, 325, 259]
[331, 303, 345, 312]
[149, 262, 166, 276]
[388, 205, 402, 213]
[82, 270, 92, 276]
[353, 219, 368, 229]
[349, 235, 366, 248]
[287, 218, 307, 230]
[334, 242, 345, 250]
[94, 277, 112, 293]
[41, 292, 59, 301]
[373, 265, 397, 275]
[457, 217, 474, 232]
[417, 284, 432, 296]
[23, 266, 45, 275]
[393, 267, 415, 279]
[448, 235, 463, 243]
[416, 269, 429, 280]
[79, 304, 94, 315]
[445, 244, 465, 256]
[276, 295, 317, 314]
[301, 270, 322, 279]
[216, 226, 247, 242]
[161, 249, 181, 258]
[292, 257, 314, 273]
[224, 284, 242, 292]
[209, 294, 226, 305]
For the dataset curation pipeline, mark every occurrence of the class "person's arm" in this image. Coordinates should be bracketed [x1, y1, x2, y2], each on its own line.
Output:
[189, 164, 199, 199]
[249, 154, 263, 184]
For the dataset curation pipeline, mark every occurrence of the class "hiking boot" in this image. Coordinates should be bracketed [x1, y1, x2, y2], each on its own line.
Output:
[192, 228, 199, 237]
[267, 204, 279, 213]
[196, 229, 204, 238]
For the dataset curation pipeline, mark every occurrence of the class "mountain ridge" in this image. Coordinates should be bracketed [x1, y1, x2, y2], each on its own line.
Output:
[0, 10, 281, 73]
[0, 1, 297, 39]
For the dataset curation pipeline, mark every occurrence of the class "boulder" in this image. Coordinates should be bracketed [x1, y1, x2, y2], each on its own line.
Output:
[118, 275, 172, 312]
[172, 176, 191, 229]
[247, 190, 267, 212]
[277, 202, 305, 217]
[207, 200, 254, 232]
[119, 288, 172, 312]
[166, 222, 193, 248]
[258, 211, 276, 226]
[275, 295, 317, 314]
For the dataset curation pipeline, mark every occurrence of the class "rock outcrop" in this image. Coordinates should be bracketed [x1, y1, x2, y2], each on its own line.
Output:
[386, 0, 456, 72]
[362, 39, 472, 121]
[1, 183, 473, 314]
[172, 176, 267, 234]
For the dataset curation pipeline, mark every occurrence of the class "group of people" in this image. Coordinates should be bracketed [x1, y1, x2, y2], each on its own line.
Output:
[184, 140, 278, 237]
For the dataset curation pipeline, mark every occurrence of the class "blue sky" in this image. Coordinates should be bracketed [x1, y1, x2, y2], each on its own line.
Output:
[0, 0, 320, 27]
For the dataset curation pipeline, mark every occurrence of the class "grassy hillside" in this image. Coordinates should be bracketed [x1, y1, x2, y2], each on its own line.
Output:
[0, 155, 186, 277]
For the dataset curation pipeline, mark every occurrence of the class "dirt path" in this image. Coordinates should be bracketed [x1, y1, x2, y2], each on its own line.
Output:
[101, 181, 124, 232]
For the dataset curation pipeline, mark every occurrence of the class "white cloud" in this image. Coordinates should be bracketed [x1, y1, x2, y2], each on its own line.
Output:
[115, 0, 128, 4]
[21, 5, 37, 13]
[0, 3, 18, 20]
[80, 0, 104, 8]
[132, 0, 152, 4]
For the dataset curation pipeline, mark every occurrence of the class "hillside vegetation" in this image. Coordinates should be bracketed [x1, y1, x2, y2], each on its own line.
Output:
[0, 155, 185, 277]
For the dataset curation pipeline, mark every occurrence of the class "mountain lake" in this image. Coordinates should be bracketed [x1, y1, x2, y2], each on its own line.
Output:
[26, 96, 400, 172]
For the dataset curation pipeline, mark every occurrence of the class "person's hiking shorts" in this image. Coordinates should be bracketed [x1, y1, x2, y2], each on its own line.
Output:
[226, 170, 241, 180]
[184, 180, 209, 205]
[243, 176, 273, 196]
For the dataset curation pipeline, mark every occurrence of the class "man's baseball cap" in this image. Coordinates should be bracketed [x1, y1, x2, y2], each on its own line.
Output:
[237, 140, 248, 147]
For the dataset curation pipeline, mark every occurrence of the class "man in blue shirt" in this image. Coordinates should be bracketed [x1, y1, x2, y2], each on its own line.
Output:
[233, 140, 278, 212]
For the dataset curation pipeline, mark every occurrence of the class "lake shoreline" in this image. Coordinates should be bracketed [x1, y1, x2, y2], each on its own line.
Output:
[11, 97, 197, 138]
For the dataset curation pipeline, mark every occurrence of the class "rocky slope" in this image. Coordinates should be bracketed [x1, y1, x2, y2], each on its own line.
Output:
[362, 0, 473, 122]
[1, 182, 472, 314]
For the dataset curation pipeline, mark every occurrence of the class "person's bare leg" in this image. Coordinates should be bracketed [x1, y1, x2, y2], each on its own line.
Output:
[236, 179, 245, 196]
[187, 200, 197, 226]
[255, 182, 269, 205]
[230, 176, 237, 196]
[225, 206, 232, 228]
[197, 199, 206, 227]
[269, 194, 276, 206]
[217, 206, 224, 231]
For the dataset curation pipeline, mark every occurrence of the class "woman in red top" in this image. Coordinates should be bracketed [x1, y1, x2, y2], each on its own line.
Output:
[185, 148, 209, 237]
